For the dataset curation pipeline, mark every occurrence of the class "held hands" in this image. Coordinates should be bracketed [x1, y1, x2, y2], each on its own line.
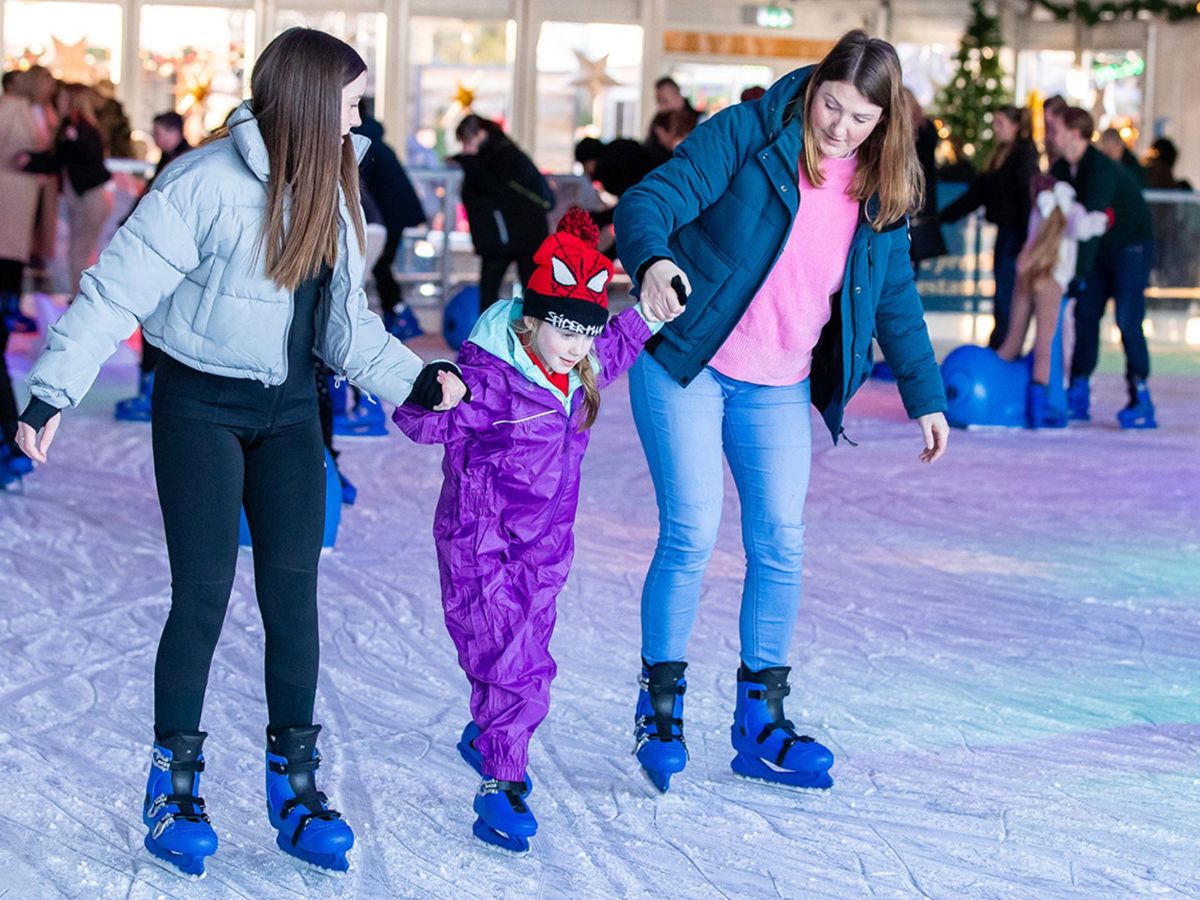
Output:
[15, 417, 60, 465]
[917, 412, 949, 464]
[640, 261, 690, 323]
[408, 361, 470, 412]
[434, 370, 468, 411]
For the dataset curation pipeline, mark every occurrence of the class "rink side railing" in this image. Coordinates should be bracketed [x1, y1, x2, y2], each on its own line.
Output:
[105, 159, 1200, 328]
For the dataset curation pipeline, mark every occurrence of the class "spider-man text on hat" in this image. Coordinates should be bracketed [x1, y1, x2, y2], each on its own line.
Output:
[523, 207, 613, 337]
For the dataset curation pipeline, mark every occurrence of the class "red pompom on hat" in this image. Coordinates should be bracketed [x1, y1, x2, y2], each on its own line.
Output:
[522, 207, 614, 337]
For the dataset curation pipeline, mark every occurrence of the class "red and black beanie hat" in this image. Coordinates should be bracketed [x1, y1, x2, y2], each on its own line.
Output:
[522, 207, 613, 337]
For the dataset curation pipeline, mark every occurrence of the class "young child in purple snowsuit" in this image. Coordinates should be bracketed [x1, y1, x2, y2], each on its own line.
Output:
[393, 208, 663, 853]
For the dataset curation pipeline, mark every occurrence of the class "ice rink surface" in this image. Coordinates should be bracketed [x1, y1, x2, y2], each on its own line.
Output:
[2, 333, 1198, 899]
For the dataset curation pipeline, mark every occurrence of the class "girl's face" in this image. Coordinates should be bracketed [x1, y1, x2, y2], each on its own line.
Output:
[341, 72, 367, 136]
[993, 112, 1017, 144]
[531, 320, 595, 375]
[809, 80, 884, 159]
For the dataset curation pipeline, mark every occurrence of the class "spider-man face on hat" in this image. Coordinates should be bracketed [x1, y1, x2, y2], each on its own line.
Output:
[523, 209, 613, 336]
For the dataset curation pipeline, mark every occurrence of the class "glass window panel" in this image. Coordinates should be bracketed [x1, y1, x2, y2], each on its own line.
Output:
[3, 1, 122, 84]
[535, 21, 642, 174]
[408, 17, 512, 165]
[138, 5, 253, 144]
[273, 10, 385, 108]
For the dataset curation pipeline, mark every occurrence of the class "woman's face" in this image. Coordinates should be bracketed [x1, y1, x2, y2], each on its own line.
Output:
[809, 80, 884, 159]
[532, 320, 596, 375]
[341, 72, 366, 137]
[993, 112, 1017, 144]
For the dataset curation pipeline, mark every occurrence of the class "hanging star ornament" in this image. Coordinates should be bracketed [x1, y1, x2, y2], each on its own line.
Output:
[568, 51, 620, 102]
[175, 73, 212, 117]
[453, 82, 476, 111]
[50, 36, 94, 82]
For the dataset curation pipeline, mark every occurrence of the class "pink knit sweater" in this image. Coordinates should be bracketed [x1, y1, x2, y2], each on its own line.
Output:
[709, 154, 860, 385]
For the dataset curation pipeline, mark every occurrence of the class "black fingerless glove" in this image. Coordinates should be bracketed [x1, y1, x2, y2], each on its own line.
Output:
[406, 361, 471, 411]
[18, 397, 61, 431]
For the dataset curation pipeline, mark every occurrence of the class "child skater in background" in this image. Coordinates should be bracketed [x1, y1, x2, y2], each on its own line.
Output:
[996, 177, 1109, 427]
[393, 208, 668, 854]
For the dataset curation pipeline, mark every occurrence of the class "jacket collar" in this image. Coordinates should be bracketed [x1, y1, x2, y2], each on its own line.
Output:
[467, 298, 585, 409]
[227, 101, 370, 183]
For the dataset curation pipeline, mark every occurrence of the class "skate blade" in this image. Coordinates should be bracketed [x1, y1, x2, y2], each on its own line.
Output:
[731, 756, 834, 791]
[275, 836, 350, 875]
[143, 835, 208, 880]
[472, 818, 531, 856]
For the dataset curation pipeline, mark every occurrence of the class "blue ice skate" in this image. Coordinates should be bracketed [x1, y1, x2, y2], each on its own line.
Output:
[456, 722, 533, 794]
[634, 661, 688, 793]
[1027, 382, 1066, 429]
[731, 665, 834, 790]
[265, 725, 354, 874]
[114, 372, 154, 422]
[1, 444, 33, 487]
[1117, 380, 1156, 430]
[333, 399, 387, 437]
[1067, 376, 1091, 421]
[473, 778, 536, 855]
[142, 731, 218, 879]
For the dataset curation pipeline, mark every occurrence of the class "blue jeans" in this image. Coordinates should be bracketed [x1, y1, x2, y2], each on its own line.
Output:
[629, 354, 812, 671]
[1071, 240, 1153, 382]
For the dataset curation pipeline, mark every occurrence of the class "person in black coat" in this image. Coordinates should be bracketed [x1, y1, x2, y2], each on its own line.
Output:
[904, 89, 947, 270]
[940, 105, 1040, 347]
[453, 115, 554, 311]
[353, 106, 426, 318]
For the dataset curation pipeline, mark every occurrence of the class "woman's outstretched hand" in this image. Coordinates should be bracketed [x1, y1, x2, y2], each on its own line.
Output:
[434, 370, 468, 411]
[15, 418, 60, 464]
[641, 260, 690, 323]
[917, 412, 949, 464]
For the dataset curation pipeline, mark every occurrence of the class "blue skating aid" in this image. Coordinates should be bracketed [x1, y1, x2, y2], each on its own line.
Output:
[634, 661, 688, 793]
[114, 372, 154, 422]
[456, 722, 533, 795]
[730, 665, 834, 791]
[472, 779, 536, 856]
[142, 732, 218, 879]
[333, 400, 388, 437]
[265, 725, 354, 874]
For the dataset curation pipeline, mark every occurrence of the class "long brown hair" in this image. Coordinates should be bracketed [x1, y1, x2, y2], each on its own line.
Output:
[1022, 208, 1066, 290]
[800, 30, 922, 230]
[59, 83, 99, 128]
[984, 105, 1032, 172]
[236, 28, 367, 291]
[513, 317, 601, 431]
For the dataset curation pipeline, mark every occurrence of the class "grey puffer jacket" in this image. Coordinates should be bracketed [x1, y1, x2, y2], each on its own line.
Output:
[27, 101, 423, 410]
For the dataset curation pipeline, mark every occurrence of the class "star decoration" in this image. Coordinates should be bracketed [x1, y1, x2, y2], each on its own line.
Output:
[453, 82, 476, 111]
[568, 51, 620, 102]
[175, 73, 212, 116]
[50, 36, 93, 82]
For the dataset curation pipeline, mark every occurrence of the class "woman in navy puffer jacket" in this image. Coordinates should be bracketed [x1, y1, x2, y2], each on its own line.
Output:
[615, 31, 949, 793]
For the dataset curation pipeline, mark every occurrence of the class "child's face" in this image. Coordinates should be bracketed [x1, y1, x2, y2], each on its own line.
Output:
[533, 321, 595, 374]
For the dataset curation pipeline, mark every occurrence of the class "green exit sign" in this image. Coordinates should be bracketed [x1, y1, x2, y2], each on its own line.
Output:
[750, 4, 795, 28]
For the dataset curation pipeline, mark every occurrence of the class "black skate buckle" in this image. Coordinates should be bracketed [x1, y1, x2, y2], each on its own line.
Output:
[291, 807, 343, 846]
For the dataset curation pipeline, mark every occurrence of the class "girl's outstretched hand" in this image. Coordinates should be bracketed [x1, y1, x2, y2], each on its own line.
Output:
[434, 370, 468, 411]
[917, 412, 949, 464]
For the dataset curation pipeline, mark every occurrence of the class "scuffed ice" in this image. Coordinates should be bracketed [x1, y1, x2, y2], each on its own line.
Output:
[1, 334, 1198, 898]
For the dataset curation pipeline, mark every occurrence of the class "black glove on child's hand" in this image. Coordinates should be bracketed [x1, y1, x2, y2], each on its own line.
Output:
[407, 361, 471, 411]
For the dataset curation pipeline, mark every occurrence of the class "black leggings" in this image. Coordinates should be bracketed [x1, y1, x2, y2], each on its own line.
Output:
[0, 259, 22, 453]
[151, 412, 326, 736]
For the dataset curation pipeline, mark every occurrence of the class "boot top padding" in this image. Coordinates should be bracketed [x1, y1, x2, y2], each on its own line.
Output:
[267, 724, 323, 763]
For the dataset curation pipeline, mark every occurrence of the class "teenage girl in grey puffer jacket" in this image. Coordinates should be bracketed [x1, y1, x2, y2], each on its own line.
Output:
[14, 28, 467, 877]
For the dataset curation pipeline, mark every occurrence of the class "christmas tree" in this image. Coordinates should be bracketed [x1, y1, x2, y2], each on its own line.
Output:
[934, 0, 1013, 171]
